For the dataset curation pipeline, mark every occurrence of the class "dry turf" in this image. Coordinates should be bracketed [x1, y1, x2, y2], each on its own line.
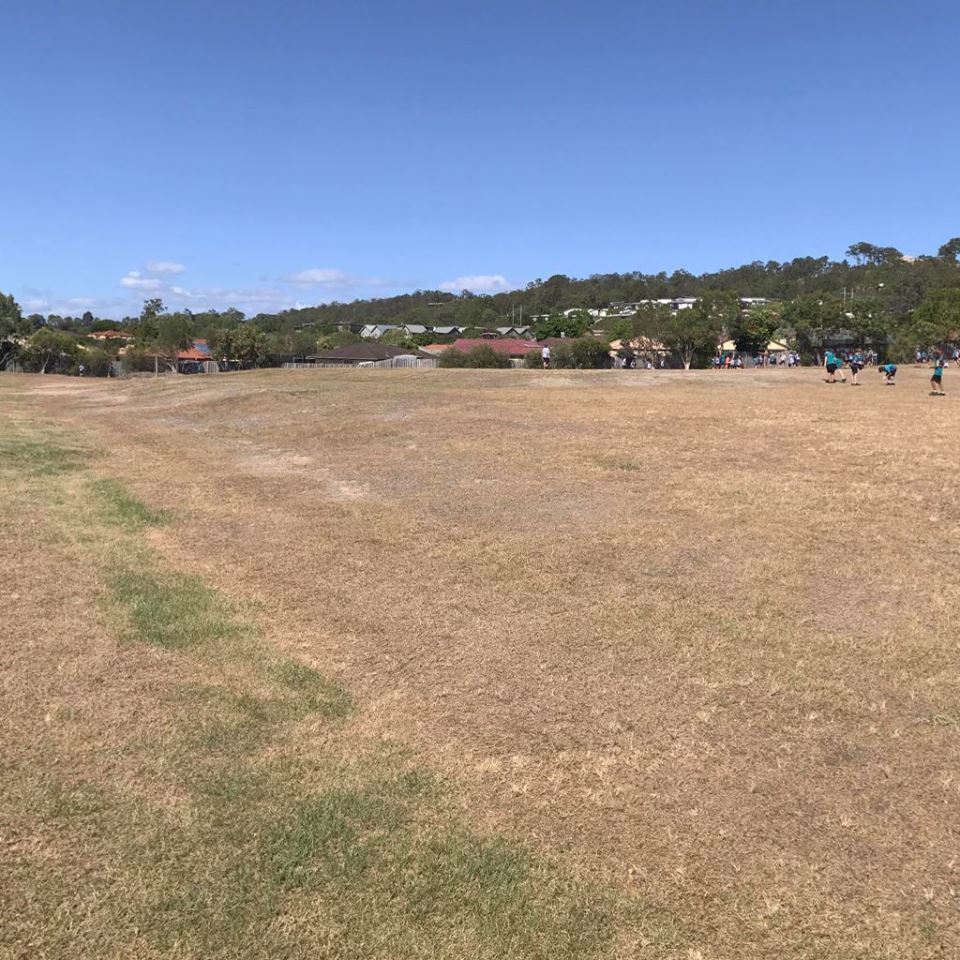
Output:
[1, 366, 958, 959]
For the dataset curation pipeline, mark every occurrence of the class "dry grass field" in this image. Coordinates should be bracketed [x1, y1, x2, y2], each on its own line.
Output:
[1, 365, 958, 959]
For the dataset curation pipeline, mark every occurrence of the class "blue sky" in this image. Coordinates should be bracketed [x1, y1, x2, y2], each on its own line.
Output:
[2, 0, 958, 318]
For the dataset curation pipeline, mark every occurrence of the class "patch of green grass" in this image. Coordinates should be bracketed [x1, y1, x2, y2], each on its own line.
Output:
[90, 477, 169, 529]
[0, 435, 86, 476]
[255, 786, 624, 958]
[139, 768, 630, 959]
[593, 453, 640, 472]
[108, 568, 242, 649]
[271, 658, 355, 720]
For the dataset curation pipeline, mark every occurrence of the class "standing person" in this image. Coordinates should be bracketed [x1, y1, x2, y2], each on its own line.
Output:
[541, 344, 551, 369]
[879, 362, 897, 385]
[848, 351, 863, 386]
[930, 356, 946, 395]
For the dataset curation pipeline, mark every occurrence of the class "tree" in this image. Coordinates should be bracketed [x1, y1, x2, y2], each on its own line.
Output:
[0, 291, 25, 338]
[780, 297, 827, 361]
[533, 310, 591, 340]
[84, 348, 115, 377]
[844, 299, 889, 350]
[730, 304, 779, 355]
[905, 289, 960, 350]
[210, 325, 269, 368]
[23, 328, 81, 373]
[551, 338, 610, 369]
[937, 238, 960, 263]
[635, 299, 723, 370]
[136, 298, 166, 343]
[148, 312, 193, 372]
[845, 242, 902, 267]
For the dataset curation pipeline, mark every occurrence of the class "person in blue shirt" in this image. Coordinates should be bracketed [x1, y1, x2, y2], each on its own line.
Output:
[879, 362, 897, 384]
[847, 351, 864, 386]
[824, 350, 846, 383]
[930, 356, 946, 395]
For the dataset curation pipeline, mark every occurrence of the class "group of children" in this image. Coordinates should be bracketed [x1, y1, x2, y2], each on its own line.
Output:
[823, 350, 945, 395]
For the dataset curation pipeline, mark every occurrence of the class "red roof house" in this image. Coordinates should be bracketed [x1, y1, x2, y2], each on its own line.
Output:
[451, 338, 538, 358]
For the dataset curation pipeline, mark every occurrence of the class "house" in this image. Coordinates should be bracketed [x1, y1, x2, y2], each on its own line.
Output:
[88, 329, 134, 343]
[420, 343, 453, 356]
[305, 343, 437, 365]
[431, 326, 463, 336]
[359, 324, 400, 340]
[451, 338, 538, 359]
[494, 325, 532, 337]
[176, 339, 218, 373]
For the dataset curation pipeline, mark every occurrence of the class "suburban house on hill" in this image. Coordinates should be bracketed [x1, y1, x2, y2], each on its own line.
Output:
[88, 329, 135, 343]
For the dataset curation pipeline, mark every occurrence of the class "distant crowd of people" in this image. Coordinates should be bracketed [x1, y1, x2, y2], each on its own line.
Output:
[712, 352, 803, 369]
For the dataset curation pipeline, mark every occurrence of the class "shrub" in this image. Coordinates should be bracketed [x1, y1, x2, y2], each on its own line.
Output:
[438, 348, 467, 368]
[439, 346, 510, 369]
[121, 348, 158, 373]
[552, 338, 611, 369]
[523, 349, 542, 369]
[569, 338, 611, 369]
[462, 345, 511, 368]
[84, 348, 114, 377]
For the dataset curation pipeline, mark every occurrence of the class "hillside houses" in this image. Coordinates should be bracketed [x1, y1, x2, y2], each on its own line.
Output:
[358, 323, 532, 340]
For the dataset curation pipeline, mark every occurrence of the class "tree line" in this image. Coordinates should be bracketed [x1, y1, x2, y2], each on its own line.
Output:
[3, 237, 960, 373]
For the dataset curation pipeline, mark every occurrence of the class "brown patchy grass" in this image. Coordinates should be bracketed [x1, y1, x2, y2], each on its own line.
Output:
[1, 366, 959, 958]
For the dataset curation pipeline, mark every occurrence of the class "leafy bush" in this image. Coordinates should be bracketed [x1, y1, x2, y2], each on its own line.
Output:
[438, 348, 467, 368]
[552, 338, 611, 369]
[463, 345, 511, 368]
[121, 348, 158, 373]
[439, 346, 511, 369]
[21, 328, 81, 373]
[83, 348, 115, 377]
[523, 349, 542, 369]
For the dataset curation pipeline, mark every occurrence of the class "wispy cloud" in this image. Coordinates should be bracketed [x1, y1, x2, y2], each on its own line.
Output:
[146, 259, 186, 275]
[287, 267, 357, 289]
[439, 274, 511, 294]
[120, 271, 165, 292]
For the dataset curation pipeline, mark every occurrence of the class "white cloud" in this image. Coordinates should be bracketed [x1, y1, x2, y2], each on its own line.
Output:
[146, 259, 186, 275]
[439, 274, 511, 294]
[288, 267, 356, 288]
[120, 271, 165, 292]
